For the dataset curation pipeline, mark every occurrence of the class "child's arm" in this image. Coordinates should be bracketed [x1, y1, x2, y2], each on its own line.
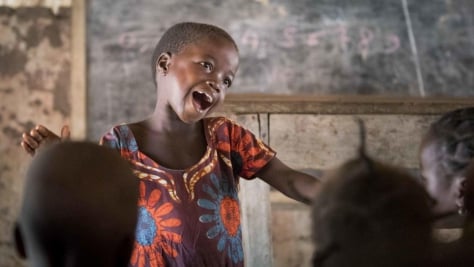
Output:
[256, 157, 320, 205]
[20, 125, 70, 156]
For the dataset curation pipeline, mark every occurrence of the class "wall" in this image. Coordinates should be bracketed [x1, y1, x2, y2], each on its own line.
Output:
[0, 5, 71, 266]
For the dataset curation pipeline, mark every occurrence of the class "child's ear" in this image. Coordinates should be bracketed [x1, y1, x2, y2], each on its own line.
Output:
[157, 52, 172, 75]
[13, 222, 27, 259]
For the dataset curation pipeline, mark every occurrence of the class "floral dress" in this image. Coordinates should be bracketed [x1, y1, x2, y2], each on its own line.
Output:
[100, 117, 275, 267]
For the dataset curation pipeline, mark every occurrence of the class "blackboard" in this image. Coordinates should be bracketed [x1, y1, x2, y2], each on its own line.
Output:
[87, 0, 474, 138]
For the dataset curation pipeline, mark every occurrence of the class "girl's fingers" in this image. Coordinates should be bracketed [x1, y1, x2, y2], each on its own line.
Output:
[36, 125, 62, 141]
[60, 125, 70, 140]
[22, 133, 39, 149]
[35, 125, 52, 138]
[30, 129, 43, 143]
[20, 141, 35, 156]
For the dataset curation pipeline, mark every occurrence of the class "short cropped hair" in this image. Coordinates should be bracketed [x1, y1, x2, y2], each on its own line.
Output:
[17, 142, 138, 266]
[151, 22, 238, 85]
[312, 121, 433, 267]
[423, 107, 474, 182]
[312, 156, 434, 267]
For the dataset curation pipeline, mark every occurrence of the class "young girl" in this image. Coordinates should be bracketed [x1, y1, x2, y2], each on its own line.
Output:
[20, 22, 319, 267]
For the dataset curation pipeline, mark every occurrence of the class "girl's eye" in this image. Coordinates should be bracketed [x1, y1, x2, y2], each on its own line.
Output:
[224, 78, 232, 88]
[200, 62, 213, 71]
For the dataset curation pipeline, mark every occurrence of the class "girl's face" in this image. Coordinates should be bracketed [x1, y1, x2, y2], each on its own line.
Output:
[157, 35, 239, 123]
[420, 141, 462, 213]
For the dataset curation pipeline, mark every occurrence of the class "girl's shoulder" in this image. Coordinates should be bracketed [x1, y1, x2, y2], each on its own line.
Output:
[204, 116, 258, 143]
[100, 123, 138, 151]
[101, 123, 133, 139]
[204, 116, 243, 130]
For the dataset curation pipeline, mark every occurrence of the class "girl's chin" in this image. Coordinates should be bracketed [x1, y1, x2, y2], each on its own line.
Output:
[182, 106, 215, 122]
[179, 113, 206, 124]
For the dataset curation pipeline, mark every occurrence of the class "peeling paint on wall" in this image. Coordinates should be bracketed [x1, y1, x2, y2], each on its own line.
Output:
[0, 7, 71, 267]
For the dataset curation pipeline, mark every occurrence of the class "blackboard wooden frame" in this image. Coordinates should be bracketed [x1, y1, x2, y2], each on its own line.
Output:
[223, 94, 474, 115]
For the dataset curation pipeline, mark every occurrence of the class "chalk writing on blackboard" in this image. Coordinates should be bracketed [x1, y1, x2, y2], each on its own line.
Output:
[237, 25, 401, 60]
[114, 24, 401, 63]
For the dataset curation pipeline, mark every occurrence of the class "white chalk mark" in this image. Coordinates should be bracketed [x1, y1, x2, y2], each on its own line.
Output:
[402, 0, 425, 96]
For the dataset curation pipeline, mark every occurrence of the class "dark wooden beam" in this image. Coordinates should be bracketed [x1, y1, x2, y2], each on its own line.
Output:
[222, 94, 474, 115]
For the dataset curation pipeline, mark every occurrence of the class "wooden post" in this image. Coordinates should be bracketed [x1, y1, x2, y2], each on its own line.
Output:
[70, 0, 86, 139]
[239, 113, 274, 267]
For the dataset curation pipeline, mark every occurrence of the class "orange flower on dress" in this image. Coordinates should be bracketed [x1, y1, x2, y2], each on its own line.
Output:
[130, 182, 182, 267]
[198, 174, 244, 264]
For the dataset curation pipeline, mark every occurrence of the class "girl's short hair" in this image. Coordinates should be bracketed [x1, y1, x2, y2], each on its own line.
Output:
[151, 22, 238, 85]
[312, 156, 433, 266]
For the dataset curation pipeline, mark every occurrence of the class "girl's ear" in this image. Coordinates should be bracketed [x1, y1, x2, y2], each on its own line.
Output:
[156, 52, 172, 75]
[14, 223, 26, 259]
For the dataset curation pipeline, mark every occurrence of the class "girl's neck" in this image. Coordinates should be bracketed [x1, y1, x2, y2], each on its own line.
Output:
[143, 107, 201, 135]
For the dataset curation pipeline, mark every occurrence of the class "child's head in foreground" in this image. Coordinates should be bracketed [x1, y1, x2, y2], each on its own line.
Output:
[312, 130, 434, 267]
[14, 142, 139, 267]
[151, 22, 240, 123]
[420, 107, 474, 214]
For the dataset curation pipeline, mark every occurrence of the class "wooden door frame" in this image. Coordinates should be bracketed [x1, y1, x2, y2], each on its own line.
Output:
[71, 0, 86, 139]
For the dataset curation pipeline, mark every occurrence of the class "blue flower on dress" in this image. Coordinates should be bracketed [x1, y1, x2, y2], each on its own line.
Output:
[197, 173, 243, 264]
[136, 207, 157, 246]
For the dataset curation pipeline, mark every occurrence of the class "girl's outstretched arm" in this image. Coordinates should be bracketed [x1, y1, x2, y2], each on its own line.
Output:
[256, 157, 320, 204]
[20, 125, 70, 156]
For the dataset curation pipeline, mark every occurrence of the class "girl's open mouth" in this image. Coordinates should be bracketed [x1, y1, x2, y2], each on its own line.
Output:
[192, 91, 213, 112]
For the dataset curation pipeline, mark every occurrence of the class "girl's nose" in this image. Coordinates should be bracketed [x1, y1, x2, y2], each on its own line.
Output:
[206, 80, 222, 93]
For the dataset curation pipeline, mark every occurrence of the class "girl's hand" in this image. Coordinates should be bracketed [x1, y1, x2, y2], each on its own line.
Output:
[20, 125, 70, 156]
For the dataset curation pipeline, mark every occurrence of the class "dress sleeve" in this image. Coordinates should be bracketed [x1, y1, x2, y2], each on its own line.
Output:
[98, 125, 138, 161]
[225, 119, 276, 179]
[99, 129, 120, 149]
[99, 127, 121, 151]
